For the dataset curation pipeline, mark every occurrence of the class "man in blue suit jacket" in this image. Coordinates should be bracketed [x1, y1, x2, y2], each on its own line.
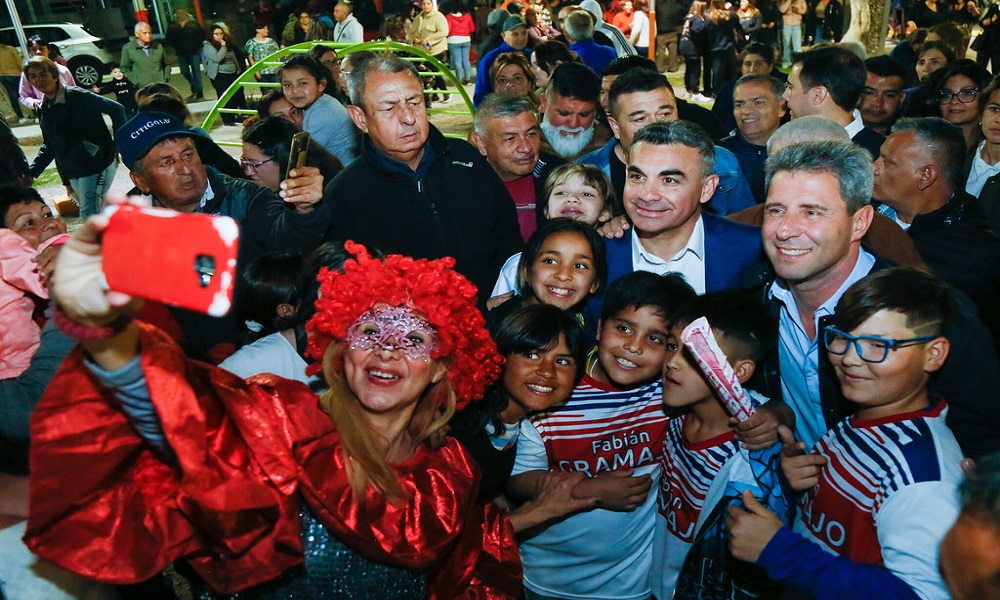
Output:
[584, 119, 763, 331]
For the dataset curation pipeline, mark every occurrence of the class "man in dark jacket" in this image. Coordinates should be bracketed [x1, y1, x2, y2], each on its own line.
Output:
[24, 56, 125, 218]
[872, 117, 1000, 353]
[326, 55, 523, 306]
[166, 8, 206, 100]
[746, 138, 1000, 460]
[116, 111, 327, 359]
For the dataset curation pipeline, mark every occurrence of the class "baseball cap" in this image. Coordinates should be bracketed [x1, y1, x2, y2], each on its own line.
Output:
[116, 112, 197, 168]
[487, 8, 508, 28]
[502, 15, 528, 32]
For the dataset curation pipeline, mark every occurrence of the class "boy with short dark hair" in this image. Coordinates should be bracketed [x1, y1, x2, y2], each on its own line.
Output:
[653, 289, 786, 599]
[508, 271, 696, 600]
[92, 65, 138, 116]
[727, 267, 964, 600]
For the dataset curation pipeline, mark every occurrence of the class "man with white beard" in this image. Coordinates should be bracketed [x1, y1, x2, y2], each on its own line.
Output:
[539, 62, 611, 161]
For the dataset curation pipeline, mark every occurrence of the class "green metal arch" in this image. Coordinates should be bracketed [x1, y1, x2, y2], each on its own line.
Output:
[201, 40, 475, 139]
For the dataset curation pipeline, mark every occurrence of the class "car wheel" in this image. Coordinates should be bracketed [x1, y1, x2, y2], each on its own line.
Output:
[70, 58, 103, 87]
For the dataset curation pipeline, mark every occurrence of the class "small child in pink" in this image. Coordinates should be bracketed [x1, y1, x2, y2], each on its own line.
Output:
[0, 189, 68, 378]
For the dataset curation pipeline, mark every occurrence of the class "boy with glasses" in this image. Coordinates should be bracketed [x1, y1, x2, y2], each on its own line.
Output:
[727, 267, 964, 600]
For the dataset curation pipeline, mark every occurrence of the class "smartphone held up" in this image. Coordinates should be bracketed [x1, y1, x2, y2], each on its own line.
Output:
[101, 205, 240, 316]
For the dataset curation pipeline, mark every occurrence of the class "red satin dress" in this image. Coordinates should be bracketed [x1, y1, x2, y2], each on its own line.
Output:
[24, 322, 522, 598]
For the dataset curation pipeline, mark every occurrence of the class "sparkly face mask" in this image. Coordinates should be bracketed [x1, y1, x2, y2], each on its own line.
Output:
[346, 306, 439, 360]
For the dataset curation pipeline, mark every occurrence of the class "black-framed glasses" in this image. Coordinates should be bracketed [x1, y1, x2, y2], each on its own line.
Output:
[240, 156, 275, 175]
[938, 88, 979, 104]
[823, 327, 937, 363]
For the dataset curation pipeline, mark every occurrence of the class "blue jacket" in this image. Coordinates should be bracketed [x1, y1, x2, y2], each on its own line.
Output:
[583, 212, 763, 335]
[473, 42, 531, 106]
[577, 138, 756, 216]
[569, 39, 617, 75]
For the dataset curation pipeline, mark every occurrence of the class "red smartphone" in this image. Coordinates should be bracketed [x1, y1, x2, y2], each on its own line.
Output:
[101, 205, 240, 316]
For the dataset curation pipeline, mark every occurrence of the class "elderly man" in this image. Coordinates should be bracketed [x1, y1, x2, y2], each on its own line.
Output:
[120, 22, 170, 88]
[24, 56, 125, 218]
[579, 68, 754, 215]
[324, 55, 522, 303]
[473, 15, 531, 105]
[940, 453, 1000, 600]
[747, 139, 1000, 459]
[472, 93, 565, 240]
[859, 56, 907, 136]
[582, 119, 763, 329]
[562, 10, 617, 75]
[332, 2, 364, 43]
[782, 45, 885, 159]
[719, 73, 787, 203]
[539, 62, 610, 161]
[872, 117, 1000, 340]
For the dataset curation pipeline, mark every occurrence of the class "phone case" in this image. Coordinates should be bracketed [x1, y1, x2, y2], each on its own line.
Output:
[102, 205, 240, 316]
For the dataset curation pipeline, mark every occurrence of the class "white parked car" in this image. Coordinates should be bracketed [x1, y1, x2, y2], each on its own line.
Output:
[0, 23, 123, 87]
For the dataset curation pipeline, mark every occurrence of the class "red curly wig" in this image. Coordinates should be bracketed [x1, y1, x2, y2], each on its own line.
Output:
[305, 241, 503, 408]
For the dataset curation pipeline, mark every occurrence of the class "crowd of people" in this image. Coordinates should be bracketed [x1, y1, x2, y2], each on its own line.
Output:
[1, 0, 1000, 598]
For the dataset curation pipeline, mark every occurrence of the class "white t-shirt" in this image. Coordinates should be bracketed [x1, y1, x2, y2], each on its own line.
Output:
[219, 331, 317, 385]
[491, 252, 521, 298]
[513, 375, 667, 599]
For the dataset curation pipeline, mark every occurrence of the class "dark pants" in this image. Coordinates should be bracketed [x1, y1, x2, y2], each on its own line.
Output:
[684, 55, 702, 92]
[211, 72, 248, 125]
[0, 75, 23, 118]
[177, 53, 204, 94]
[709, 49, 736, 96]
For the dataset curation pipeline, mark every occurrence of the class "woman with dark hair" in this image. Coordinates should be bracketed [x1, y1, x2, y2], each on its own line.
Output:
[306, 44, 349, 104]
[914, 40, 956, 83]
[240, 116, 343, 191]
[529, 40, 575, 95]
[203, 22, 248, 126]
[920, 60, 994, 151]
[450, 304, 596, 529]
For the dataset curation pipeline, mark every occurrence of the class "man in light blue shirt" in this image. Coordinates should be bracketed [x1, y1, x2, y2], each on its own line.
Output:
[751, 139, 1000, 458]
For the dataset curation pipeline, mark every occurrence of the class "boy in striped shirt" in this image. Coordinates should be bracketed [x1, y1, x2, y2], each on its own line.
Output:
[727, 267, 965, 600]
[507, 271, 695, 600]
[654, 290, 786, 599]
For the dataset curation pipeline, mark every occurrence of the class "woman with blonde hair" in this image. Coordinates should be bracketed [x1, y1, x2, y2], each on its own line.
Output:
[24, 202, 522, 598]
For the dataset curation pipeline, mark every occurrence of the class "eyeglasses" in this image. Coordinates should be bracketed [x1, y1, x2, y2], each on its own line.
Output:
[823, 327, 937, 363]
[240, 156, 275, 175]
[938, 88, 979, 104]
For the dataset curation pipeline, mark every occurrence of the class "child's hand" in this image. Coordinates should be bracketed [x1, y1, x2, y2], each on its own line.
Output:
[572, 468, 652, 511]
[33, 244, 61, 288]
[280, 166, 323, 212]
[730, 404, 783, 449]
[595, 215, 631, 239]
[486, 291, 514, 310]
[726, 489, 783, 563]
[778, 425, 827, 492]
